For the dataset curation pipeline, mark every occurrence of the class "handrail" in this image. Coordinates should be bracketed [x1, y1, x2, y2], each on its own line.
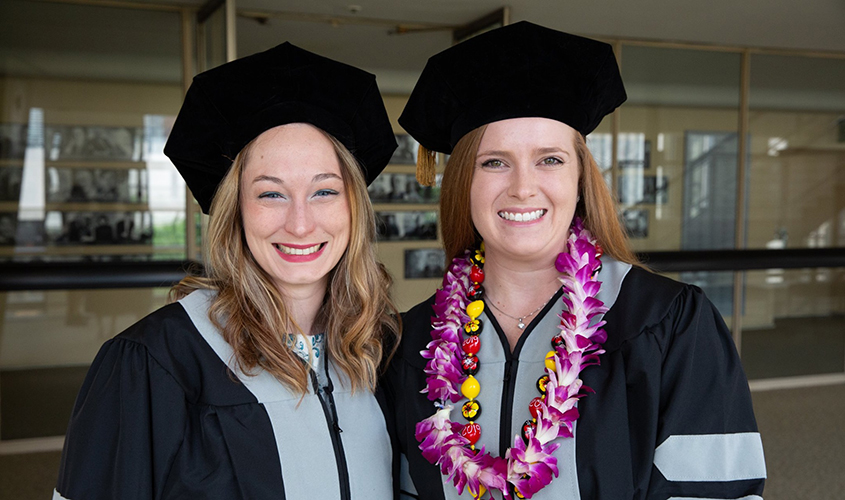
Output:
[636, 247, 845, 273]
[0, 248, 843, 291]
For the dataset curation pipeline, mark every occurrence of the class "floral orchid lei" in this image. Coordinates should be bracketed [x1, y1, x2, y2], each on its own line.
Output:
[415, 218, 608, 499]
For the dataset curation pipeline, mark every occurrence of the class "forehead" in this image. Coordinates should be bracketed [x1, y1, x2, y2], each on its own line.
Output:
[479, 117, 578, 150]
[243, 123, 342, 178]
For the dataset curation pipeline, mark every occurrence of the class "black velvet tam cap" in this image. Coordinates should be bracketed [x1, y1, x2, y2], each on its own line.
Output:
[164, 42, 397, 214]
[398, 21, 626, 155]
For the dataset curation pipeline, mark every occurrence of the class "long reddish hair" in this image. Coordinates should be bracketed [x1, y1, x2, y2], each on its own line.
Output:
[440, 124, 638, 266]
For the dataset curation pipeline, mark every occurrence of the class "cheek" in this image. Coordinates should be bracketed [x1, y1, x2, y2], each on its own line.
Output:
[327, 198, 352, 242]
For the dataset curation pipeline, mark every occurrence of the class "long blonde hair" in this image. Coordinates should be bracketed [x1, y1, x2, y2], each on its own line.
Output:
[171, 131, 400, 395]
[440, 124, 638, 266]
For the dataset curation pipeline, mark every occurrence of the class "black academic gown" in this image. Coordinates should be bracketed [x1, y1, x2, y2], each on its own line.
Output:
[386, 259, 766, 500]
[54, 289, 394, 500]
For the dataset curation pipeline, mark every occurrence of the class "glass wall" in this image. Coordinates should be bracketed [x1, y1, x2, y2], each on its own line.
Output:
[747, 55, 845, 250]
[742, 268, 845, 380]
[743, 54, 845, 379]
[0, 0, 185, 441]
[0, 0, 186, 263]
[0, 288, 168, 440]
[617, 45, 742, 254]
[615, 45, 742, 316]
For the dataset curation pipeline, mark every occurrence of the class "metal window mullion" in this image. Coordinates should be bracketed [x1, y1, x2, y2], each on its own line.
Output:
[226, 0, 237, 62]
[731, 49, 751, 354]
[611, 41, 622, 199]
[181, 8, 200, 262]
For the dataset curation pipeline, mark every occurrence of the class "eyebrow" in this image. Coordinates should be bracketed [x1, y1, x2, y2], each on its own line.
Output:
[476, 147, 571, 157]
[251, 172, 342, 185]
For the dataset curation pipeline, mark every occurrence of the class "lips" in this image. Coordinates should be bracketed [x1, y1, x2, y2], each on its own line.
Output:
[498, 209, 547, 222]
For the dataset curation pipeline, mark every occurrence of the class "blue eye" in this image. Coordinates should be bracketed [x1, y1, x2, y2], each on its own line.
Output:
[259, 192, 284, 199]
[314, 189, 339, 197]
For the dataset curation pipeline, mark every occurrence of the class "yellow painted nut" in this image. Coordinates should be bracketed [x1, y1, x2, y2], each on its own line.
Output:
[545, 350, 556, 370]
[471, 484, 487, 499]
[461, 375, 481, 400]
[466, 300, 485, 320]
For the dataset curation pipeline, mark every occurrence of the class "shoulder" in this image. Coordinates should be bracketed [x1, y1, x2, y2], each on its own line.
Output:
[603, 267, 708, 351]
[115, 290, 211, 360]
[108, 289, 228, 401]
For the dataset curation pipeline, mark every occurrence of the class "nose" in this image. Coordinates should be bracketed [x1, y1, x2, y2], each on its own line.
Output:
[507, 162, 538, 200]
[284, 199, 316, 237]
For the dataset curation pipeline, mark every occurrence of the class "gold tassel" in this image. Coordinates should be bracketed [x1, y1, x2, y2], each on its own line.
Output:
[416, 144, 437, 187]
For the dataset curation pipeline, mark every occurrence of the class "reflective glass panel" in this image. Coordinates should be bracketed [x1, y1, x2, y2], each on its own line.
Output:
[0, 0, 185, 262]
[0, 288, 169, 440]
[747, 55, 845, 249]
[742, 268, 845, 379]
[618, 45, 741, 251]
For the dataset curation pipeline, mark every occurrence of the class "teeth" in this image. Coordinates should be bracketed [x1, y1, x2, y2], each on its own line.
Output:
[276, 243, 322, 255]
[498, 210, 546, 222]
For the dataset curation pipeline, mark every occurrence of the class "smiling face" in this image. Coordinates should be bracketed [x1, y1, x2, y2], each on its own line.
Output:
[470, 117, 580, 265]
[240, 123, 351, 295]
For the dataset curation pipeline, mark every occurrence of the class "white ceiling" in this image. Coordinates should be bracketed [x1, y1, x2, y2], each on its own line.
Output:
[1, 0, 845, 94]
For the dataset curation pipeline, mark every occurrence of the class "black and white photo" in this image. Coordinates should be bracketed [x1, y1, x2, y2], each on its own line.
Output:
[47, 167, 147, 204]
[617, 134, 650, 170]
[0, 123, 27, 160]
[48, 210, 153, 245]
[45, 125, 142, 162]
[368, 172, 441, 204]
[405, 248, 446, 279]
[643, 175, 668, 204]
[390, 134, 419, 165]
[0, 166, 23, 202]
[376, 210, 437, 241]
[0, 213, 17, 246]
[618, 174, 668, 205]
[622, 209, 649, 238]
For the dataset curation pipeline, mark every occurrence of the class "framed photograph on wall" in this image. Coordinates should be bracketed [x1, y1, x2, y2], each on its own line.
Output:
[45, 125, 142, 162]
[622, 209, 649, 238]
[376, 210, 437, 241]
[391, 134, 419, 165]
[0, 123, 27, 160]
[47, 210, 153, 245]
[618, 134, 650, 170]
[642, 175, 668, 204]
[0, 166, 23, 202]
[368, 172, 441, 204]
[618, 174, 668, 205]
[0, 212, 17, 246]
[47, 166, 147, 204]
[404, 248, 446, 279]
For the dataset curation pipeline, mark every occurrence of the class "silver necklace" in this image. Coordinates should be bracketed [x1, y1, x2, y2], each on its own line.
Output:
[486, 291, 558, 330]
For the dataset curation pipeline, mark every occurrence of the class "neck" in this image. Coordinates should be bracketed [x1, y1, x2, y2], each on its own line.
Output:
[482, 249, 563, 350]
[278, 280, 328, 336]
[483, 248, 562, 305]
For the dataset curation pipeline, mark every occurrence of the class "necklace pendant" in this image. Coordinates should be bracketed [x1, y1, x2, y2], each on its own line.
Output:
[517, 319, 525, 329]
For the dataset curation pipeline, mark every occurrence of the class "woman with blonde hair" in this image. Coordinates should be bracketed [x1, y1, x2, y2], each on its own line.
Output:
[387, 22, 765, 499]
[54, 43, 400, 500]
